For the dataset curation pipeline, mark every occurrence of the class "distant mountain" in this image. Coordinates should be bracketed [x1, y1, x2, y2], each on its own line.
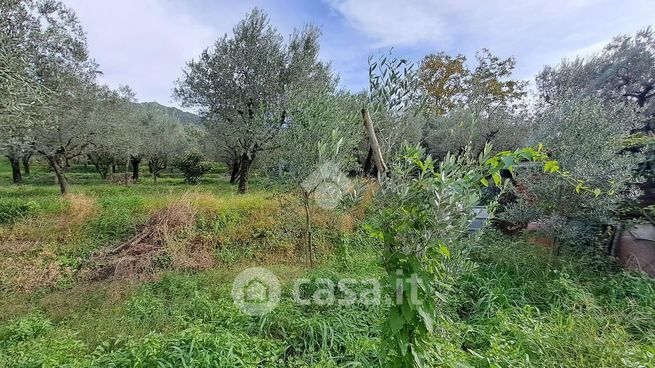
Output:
[138, 102, 201, 125]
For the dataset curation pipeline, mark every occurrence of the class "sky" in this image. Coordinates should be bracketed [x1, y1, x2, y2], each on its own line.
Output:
[61, 0, 655, 109]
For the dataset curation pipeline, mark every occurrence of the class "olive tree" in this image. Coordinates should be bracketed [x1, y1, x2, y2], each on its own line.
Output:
[32, 75, 98, 194]
[360, 52, 426, 179]
[532, 27, 655, 239]
[140, 110, 188, 182]
[265, 88, 362, 265]
[367, 144, 554, 366]
[537, 27, 655, 118]
[175, 8, 333, 193]
[265, 87, 362, 180]
[423, 102, 535, 159]
[501, 95, 643, 248]
[0, 0, 48, 183]
[0, 0, 98, 194]
[86, 86, 140, 180]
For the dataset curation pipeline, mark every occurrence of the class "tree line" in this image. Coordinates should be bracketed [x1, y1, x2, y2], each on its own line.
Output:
[2, 1, 654, 203]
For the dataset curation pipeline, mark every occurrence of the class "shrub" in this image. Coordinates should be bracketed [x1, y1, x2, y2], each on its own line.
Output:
[176, 150, 212, 184]
[499, 96, 641, 249]
[366, 144, 552, 366]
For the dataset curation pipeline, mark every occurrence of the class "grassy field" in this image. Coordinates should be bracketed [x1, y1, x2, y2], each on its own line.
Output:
[0, 157, 653, 367]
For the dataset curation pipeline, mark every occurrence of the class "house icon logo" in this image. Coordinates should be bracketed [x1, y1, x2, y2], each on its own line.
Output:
[301, 161, 352, 209]
[231, 267, 281, 316]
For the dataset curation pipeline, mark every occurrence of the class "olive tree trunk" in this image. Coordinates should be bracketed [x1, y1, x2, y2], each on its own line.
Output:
[229, 157, 241, 185]
[7, 155, 22, 184]
[237, 152, 254, 194]
[131, 156, 141, 180]
[22, 153, 31, 175]
[46, 155, 69, 195]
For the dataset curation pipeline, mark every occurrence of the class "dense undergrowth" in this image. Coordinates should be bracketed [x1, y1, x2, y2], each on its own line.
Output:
[0, 158, 654, 367]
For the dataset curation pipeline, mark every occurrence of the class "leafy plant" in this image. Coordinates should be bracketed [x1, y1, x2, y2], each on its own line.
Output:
[500, 95, 641, 249]
[175, 149, 212, 184]
[366, 144, 555, 366]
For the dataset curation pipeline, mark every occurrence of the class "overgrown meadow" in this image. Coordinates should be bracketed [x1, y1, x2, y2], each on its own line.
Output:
[0, 158, 653, 367]
[3, 1, 655, 366]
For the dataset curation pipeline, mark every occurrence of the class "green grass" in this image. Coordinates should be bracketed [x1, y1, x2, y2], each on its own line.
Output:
[447, 232, 655, 367]
[2, 230, 653, 367]
[0, 157, 654, 367]
[0, 243, 384, 366]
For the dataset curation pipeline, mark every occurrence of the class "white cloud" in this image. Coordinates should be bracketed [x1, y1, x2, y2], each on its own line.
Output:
[326, 0, 613, 48]
[325, 0, 447, 47]
[326, 0, 655, 82]
[61, 0, 217, 106]
[58, 0, 655, 104]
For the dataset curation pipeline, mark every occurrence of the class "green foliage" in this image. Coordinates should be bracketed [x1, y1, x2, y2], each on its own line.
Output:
[501, 96, 641, 248]
[419, 49, 530, 160]
[2, 6, 655, 366]
[0, 211, 653, 367]
[424, 104, 535, 159]
[0, 314, 52, 346]
[0, 198, 38, 224]
[621, 133, 655, 151]
[451, 232, 655, 367]
[267, 92, 362, 183]
[366, 51, 427, 160]
[84, 195, 148, 248]
[537, 27, 655, 117]
[366, 145, 483, 366]
[366, 144, 554, 366]
[91, 327, 285, 367]
[175, 8, 335, 192]
[176, 150, 213, 184]
[368, 52, 425, 116]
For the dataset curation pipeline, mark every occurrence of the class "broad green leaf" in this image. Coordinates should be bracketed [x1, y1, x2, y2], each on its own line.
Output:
[544, 160, 559, 173]
[492, 172, 501, 186]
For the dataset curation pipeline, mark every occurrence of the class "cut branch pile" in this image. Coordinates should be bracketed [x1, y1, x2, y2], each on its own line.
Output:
[84, 199, 197, 280]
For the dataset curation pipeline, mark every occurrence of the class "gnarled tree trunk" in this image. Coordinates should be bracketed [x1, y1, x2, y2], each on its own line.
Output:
[7, 155, 22, 184]
[130, 156, 141, 180]
[149, 157, 166, 183]
[22, 153, 31, 175]
[229, 157, 241, 184]
[46, 155, 69, 195]
[237, 152, 254, 194]
[87, 154, 111, 180]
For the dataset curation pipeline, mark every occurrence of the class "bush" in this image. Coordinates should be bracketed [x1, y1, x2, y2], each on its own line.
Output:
[175, 150, 212, 184]
[0, 198, 39, 224]
[499, 96, 641, 249]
